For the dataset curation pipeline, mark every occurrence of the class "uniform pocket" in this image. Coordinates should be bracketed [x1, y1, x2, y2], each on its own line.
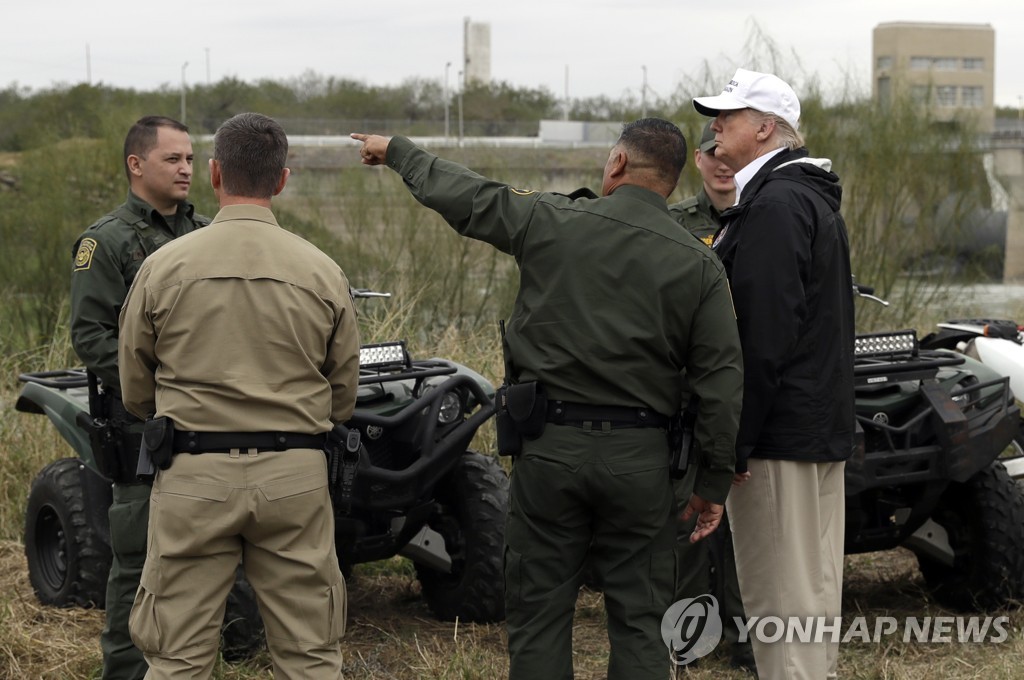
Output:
[260, 472, 325, 501]
[129, 573, 164, 654]
[650, 545, 677, 608]
[157, 478, 232, 502]
[108, 495, 150, 556]
[327, 578, 347, 642]
[503, 545, 522, 608]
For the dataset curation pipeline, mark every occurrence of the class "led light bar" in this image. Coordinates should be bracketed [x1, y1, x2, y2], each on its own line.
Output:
[854, 331, 918, 358]
[359, 341, 409, 369]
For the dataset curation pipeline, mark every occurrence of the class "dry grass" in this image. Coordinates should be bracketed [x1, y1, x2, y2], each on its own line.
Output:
[4, 321, 1024, 678]
[2, 536, 1023, 679]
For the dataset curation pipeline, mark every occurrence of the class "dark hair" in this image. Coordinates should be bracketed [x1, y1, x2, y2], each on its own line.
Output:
[213, 112, 289, 199]
[123, 116, 189, 182]
[617, 118, 688, 188]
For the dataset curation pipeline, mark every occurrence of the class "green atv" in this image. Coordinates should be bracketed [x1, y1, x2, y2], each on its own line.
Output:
[15, 292, 507, 657]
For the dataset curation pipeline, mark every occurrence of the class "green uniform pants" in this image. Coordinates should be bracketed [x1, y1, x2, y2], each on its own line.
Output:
[129, 448, 346, 679]
[504, 425, 676, 680]
[673, 466, 749, 649]
[103, 481, 151, 680]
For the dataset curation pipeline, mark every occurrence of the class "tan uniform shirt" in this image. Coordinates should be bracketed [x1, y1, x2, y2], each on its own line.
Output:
[118, 204, 360, 433]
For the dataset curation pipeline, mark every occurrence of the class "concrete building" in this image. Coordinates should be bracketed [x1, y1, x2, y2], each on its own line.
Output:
[463, 18, 491, 86]
[873, 22, 995, 133]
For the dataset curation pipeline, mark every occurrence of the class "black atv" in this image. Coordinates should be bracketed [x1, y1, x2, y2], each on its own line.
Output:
[846, 325, 1024, 609]
[14, 291, 507, 657]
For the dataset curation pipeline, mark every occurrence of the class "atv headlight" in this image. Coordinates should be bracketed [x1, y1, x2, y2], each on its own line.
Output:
[855, 331, 918, 358]
[360, 342, 408, 370]
[437, 391, 463, 425]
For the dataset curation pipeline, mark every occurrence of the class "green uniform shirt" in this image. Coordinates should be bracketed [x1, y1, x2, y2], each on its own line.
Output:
[385, 136, 743, 502]
[70, 191, 209, 394]
[669, 188, 721, 247]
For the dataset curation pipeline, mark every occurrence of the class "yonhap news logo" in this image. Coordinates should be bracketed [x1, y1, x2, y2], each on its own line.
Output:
[660, 594, 723, 665]
[661, 594, 1010, 663]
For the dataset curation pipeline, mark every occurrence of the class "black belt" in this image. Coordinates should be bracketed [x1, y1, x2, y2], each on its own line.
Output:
[546, 400, 669, 429]
[173, 431, 327, 454]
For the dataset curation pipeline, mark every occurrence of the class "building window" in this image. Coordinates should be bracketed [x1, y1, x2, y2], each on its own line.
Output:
[962, 86, 984, 107]
[963, 57, 984, 71]
[877, 56, 892, 71]
[933, 57, 958, 70]
[877, 76, 891, 106]
[910, 57, 931, 70]
[936, 86, 957, 107]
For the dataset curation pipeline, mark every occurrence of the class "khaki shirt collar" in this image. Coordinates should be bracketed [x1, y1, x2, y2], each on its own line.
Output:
[209, 204, 280, 228]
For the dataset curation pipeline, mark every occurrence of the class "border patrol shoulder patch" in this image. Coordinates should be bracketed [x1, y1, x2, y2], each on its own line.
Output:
[74, 238, 98, 272]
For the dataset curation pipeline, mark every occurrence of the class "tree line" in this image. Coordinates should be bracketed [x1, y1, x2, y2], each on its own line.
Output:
[0, 72, 678, 151]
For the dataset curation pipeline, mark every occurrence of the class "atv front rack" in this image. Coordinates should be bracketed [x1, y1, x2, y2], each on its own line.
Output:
[849, 345, 1019, 493]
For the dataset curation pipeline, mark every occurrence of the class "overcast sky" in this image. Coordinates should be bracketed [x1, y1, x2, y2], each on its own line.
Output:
[4, 0, 1023, 109]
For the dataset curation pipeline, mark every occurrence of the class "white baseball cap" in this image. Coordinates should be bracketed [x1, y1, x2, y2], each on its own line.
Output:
[693, 68, 801, 130]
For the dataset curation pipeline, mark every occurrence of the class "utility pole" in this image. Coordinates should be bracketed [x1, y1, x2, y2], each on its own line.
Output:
[458, 70, 464, 144]
[180, 62, 189, 125]
[641, 65, 648, 118]
[444, 61, 452, 141]
[564, 65, 570, 121]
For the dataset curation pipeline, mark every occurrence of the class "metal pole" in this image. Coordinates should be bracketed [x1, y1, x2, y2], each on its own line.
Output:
[641, 65, 648, 118]
[180, 62, 189, 125]
[564, 64, 569, 121]
[458, 70, 464, 144]
[444, 61, 451, 142]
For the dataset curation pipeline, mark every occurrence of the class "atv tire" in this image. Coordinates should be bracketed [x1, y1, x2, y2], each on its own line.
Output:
[416, 451, 509, 623]
[221, 567, 266, 661]
[914, 461, 1024, 610]
[24, 458, 111, 608]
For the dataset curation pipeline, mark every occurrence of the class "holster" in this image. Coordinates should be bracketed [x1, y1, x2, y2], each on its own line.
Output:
[76, 411, 120, 481]
[669, 396, 700, 480]
[495, 381, 548, 456]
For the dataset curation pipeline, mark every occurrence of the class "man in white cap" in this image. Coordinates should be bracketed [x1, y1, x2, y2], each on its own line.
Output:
[692, 69, 855, 680]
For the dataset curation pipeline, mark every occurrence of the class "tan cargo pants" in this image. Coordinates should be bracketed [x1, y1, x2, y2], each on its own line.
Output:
[129, 447, 346, 679]
[726, 458, 845, 680]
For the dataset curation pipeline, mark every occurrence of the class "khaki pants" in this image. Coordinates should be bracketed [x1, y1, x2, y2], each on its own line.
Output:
[129, 448, 346, 680]
[726, 458, 845, 680]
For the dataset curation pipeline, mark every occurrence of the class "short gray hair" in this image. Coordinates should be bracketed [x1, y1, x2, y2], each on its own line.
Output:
[750, 110, 805, 150]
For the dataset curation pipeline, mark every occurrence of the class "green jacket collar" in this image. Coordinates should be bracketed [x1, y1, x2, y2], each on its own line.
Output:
[124, 190, 197, 227]
[609, 184, 670, 214]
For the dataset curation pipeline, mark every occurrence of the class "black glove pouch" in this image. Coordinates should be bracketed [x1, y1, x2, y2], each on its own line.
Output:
[141, 416, 175, 471]
[496, 381, 548, 456]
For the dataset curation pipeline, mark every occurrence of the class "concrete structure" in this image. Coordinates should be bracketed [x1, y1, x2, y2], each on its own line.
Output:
[993, 141, 1024, 282]
[873, 22, 995, 133]
[463, 18, 491, 87]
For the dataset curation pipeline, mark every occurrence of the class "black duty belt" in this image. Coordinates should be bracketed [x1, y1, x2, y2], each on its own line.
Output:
[173, 431, 327, 454]
[546, 400, 669, 430]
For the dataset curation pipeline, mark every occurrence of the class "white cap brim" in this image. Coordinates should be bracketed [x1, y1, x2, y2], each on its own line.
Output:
[693, 93, 747, 117]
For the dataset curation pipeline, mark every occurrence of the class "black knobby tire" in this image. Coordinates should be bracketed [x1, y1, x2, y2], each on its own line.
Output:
[416, 451, 509, 623]
[221, 566, 266, 662]
[914, 461, 1024, 610]
[24, 458, 111, 608]
[998, 423, 1024, 479]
